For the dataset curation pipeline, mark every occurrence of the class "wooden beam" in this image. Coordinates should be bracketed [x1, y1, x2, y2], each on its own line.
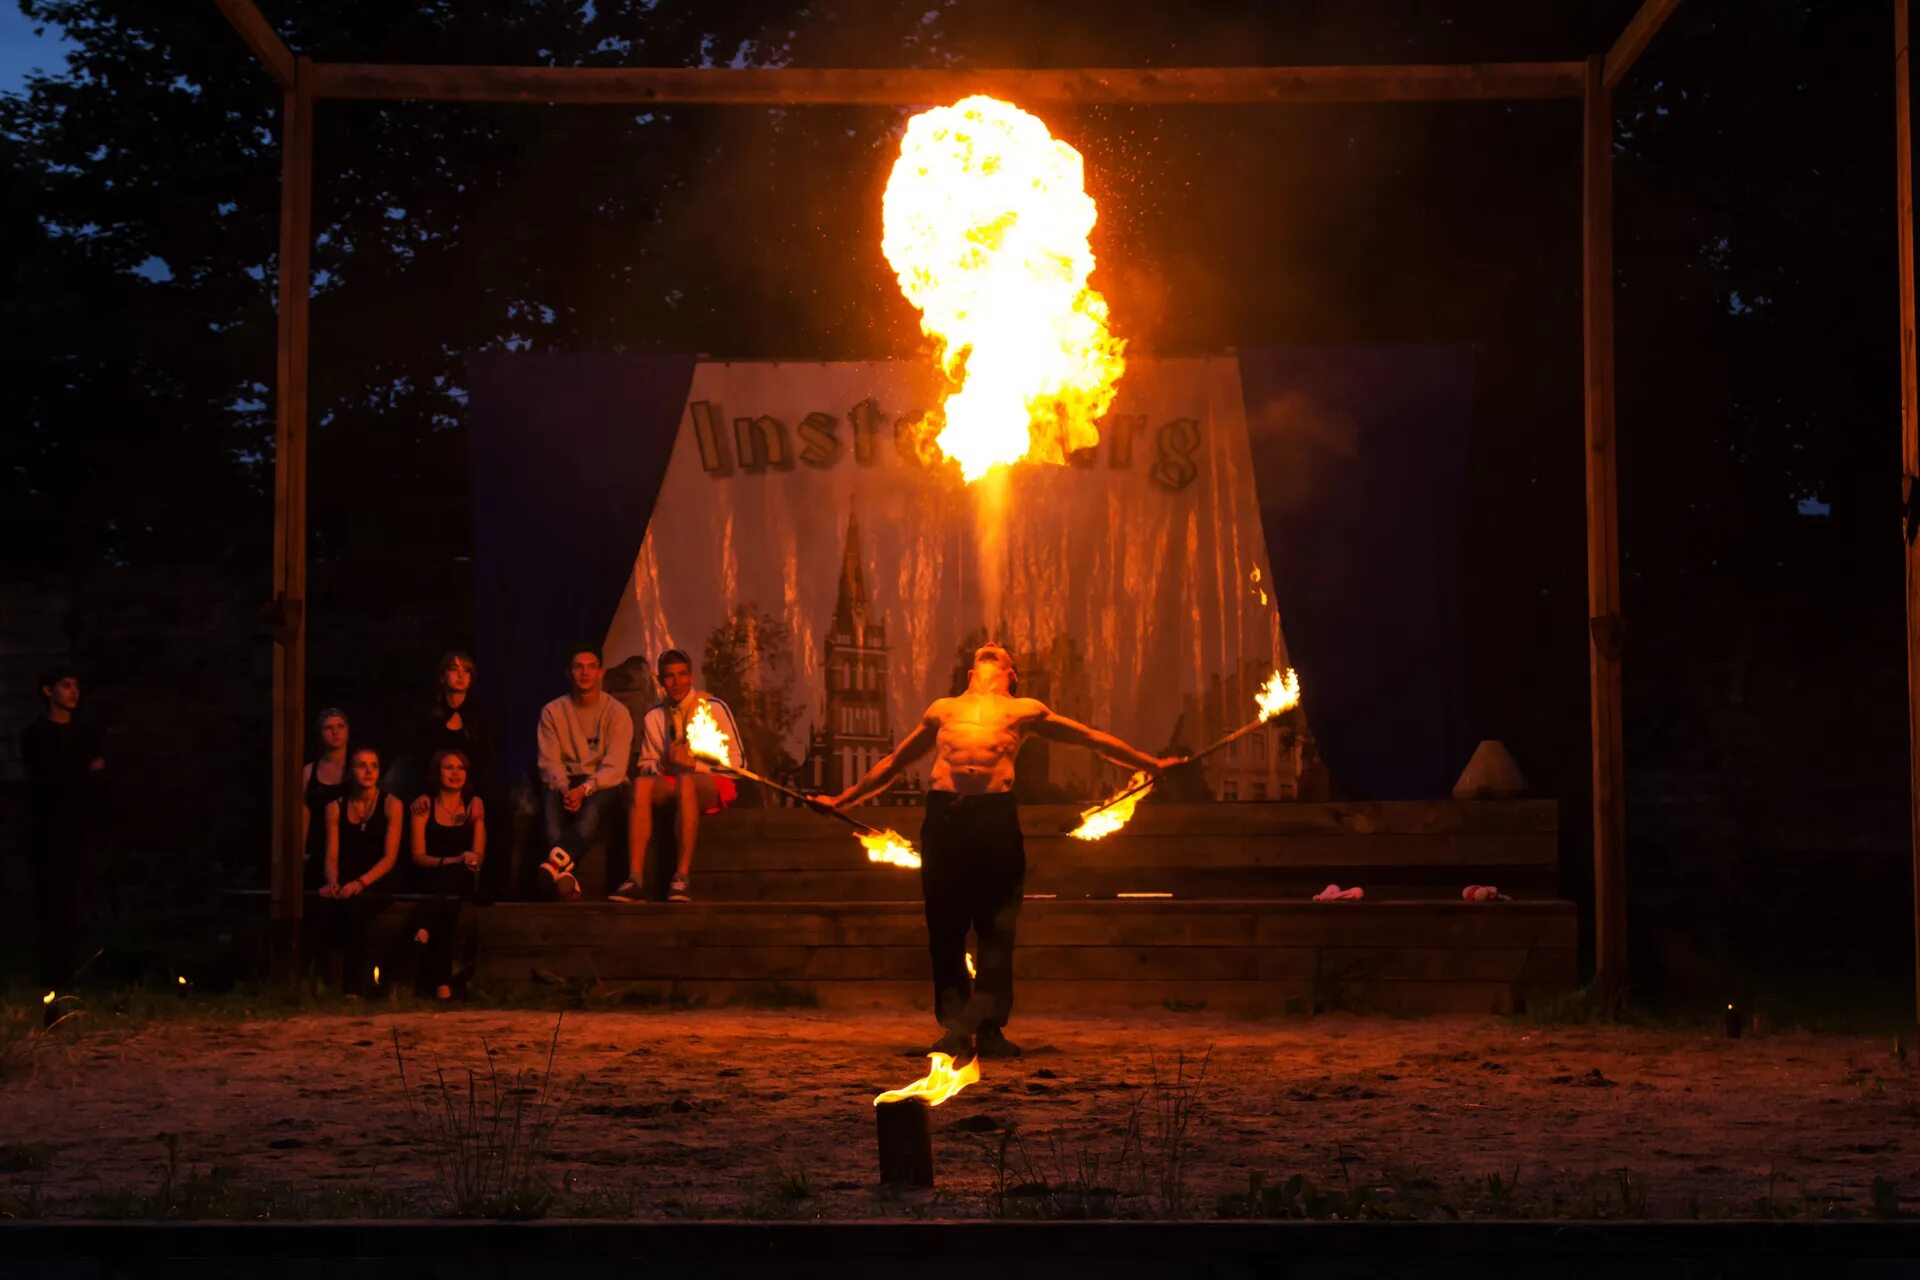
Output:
[269, 56, 313, 977]
[311, 61, 1586, 106]
[213, 0, 296, 92]
[1582, 56, 1629, 1002]
[1895, 0, 1920, 1026]
[1604, 0, 1684, 90]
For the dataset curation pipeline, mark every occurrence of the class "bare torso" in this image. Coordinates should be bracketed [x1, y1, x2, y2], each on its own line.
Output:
[926, 693, 1048, 794]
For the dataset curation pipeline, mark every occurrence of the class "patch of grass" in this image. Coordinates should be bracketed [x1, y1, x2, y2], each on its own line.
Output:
[1143, 1049, 1210, 1218]
[1310, 959, 1371, 1015]
[0, 999, 78, 1083]
[771, 1160, 814, 1203]
[394, 1013, 570, 1219]
[730, 982, 819, 1011]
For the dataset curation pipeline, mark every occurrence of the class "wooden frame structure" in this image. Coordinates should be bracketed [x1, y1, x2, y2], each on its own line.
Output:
[215, 0, 1694, 996]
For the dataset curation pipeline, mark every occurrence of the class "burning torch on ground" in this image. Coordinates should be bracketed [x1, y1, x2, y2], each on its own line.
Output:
[683, 701, 922, 869]
[1066, 668, 1302, 840]
[873, 1051, 982, 1186]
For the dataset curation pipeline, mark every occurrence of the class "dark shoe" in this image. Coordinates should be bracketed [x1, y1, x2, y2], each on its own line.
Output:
[925, 1029, 974, 1062]
[975, 1028, 1023, 1059]
[667, 875, 692, 903]
[608, 878, 645, 903]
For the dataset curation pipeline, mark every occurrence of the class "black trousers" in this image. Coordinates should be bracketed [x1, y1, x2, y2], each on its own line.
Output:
[26, 807, 87, 990]
[918, 790, 1025, 1033]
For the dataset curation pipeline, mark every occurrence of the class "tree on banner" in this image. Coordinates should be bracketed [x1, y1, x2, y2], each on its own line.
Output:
[702, 604, 804, 791]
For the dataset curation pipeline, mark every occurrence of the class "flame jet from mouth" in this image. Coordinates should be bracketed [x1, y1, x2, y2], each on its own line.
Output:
[882, 95, 1125, 483]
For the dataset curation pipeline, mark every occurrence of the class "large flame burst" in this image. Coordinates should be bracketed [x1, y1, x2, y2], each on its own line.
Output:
[882, 95, 1125, 482]
[1069, 769, 1152, 842]
[1255, 668, 1301, 720]
[874, 1051, 982, 1107]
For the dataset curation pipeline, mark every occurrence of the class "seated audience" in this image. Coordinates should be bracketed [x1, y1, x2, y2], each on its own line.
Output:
[316, 746, 403, 994]
[611, 648, 740, 904]
[536, 644, 633, 892]
[408, 748, 485, 999]
[301, 708, 351, 888]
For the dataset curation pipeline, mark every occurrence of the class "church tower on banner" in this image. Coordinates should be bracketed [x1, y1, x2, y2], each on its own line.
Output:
[801, 512, 916, 801]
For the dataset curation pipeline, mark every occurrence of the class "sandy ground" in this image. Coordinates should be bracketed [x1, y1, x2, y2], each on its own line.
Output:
[5, 1007, 1919, 1219]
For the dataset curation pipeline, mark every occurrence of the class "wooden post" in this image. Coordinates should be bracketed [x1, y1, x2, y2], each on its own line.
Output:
[1583, 56, 1629, 1002]
[269, 57, 315, 977]
[1896, 0, 1920, 1026]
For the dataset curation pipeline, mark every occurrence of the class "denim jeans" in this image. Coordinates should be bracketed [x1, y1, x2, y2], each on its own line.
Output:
[541, 785, 624, 860]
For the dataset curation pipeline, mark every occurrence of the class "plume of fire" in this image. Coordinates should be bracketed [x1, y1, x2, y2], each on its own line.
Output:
[860, 829, 922, 870]
[684, 700, 734, 769]
[1069, 769, 1152, 842]
[41, 990, 55, 1005]
[965, 952, 977, 978]
[882, 95, 1125, 482]
[372, 965, 380, 986]
[874, 1051, 981, 1107]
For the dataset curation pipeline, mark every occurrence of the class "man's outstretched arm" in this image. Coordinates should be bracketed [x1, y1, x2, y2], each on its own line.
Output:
[828, 713, 940, 809]
[1034, 708, 1180, 774]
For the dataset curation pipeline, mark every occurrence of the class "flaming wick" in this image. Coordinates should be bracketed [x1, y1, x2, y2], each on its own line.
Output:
[1068, 667, 1303, 839]
[874, 1051, 981, 1107]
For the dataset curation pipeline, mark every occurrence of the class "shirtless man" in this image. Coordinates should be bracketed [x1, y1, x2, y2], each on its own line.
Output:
[826, 643, 1180, 1060]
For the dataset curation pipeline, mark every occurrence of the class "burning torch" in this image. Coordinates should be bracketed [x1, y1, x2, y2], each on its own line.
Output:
[683, 701, 922, 869]
[1066, 667, 1302, 840]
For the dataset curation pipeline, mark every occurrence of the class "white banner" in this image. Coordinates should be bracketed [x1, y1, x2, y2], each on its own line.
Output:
[603, 357, 1310, 804]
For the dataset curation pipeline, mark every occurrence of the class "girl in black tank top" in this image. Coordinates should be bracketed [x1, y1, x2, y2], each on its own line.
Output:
[302, 709, 351, 889]
[409, 750, 486, 896]
[320, 747, 401, 898]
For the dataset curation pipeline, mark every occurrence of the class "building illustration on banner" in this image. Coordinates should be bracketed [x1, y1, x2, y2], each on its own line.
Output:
[796, 514, 924, 805]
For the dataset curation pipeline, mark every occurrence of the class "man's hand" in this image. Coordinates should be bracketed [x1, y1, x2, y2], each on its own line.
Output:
[563, 784, 588, 813]
[668, 742, 696, 770]
[1153, 756, 1188, 773]
[410, 795, 431, 817]
[815, 790, 853, 812]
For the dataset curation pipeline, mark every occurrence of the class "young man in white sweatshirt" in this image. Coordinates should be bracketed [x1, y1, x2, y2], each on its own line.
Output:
[535, 645, 633, 888]
[610, 648, 742, 904]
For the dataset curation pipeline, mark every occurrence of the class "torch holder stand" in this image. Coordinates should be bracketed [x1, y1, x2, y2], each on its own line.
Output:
[874, 1098, 934, 1187]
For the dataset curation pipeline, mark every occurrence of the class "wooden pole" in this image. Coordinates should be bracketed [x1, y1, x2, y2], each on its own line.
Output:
[1603, 0, 1684, 90]
[269, 57, 314, 977]
[1896, 0, 1920, 1026]
[212, 0, 296, 91]
[1583, 56, 1629, 1003]
[309, 60, 1586, 106]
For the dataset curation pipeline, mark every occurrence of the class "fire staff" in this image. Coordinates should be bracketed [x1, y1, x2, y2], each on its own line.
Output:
[826, 643, 1180, 1060]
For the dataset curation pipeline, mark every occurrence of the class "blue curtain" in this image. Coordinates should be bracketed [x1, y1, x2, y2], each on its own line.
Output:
[468, 352, 696, 786]
[1239, 346, 1474, 800]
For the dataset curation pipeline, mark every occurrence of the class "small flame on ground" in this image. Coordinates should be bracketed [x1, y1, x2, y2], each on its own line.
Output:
[372, 965, 380, 985]
[42, 990, 55, 1005]
[965, 952, 977, 978]
[685, 700, 734, 768]
[176, 976, 187, 986]
[1256, 668, 1302, 720]
[1117, 892, 1173, 899]
[860, 828, 922, 869]
[881, 95, 1125, 482]
[874, 1051, 981, 1107]
[1069, 769, 1152, 842]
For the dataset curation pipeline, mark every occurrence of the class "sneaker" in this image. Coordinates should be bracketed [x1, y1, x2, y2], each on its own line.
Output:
[925, 1029, 975, 1062]
[667, 876, 692, 903]
[975, 1028, 1023, 1059]
[608, 878, 645, 904]
[539, 848, 582, 901]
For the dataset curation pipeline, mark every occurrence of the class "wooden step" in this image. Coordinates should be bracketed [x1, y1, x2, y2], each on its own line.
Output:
[469, 898, 1577, 1016]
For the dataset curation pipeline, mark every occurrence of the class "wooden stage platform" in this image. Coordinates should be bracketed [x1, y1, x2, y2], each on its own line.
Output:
[464, 800, 1577, 1016]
